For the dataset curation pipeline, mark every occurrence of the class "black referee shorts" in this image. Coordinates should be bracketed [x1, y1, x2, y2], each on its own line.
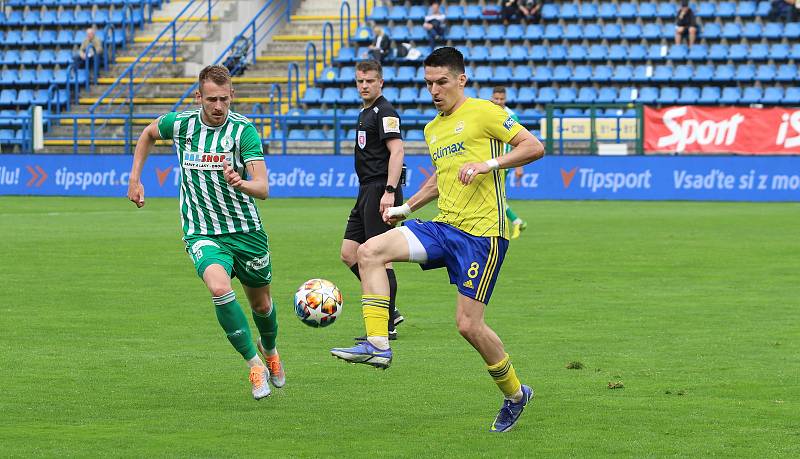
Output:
[344, 182, 404, 244]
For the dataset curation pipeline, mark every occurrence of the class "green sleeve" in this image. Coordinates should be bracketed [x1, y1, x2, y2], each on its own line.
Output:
[157, 112, 177, 140]
[239, 123, 264, 162]
[485, 103, 523, 144]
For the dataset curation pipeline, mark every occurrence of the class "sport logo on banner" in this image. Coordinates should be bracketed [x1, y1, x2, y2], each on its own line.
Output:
[644, 106, 800, 155]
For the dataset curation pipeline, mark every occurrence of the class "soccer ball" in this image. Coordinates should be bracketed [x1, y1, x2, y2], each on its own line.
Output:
[294, 278, 343, 328]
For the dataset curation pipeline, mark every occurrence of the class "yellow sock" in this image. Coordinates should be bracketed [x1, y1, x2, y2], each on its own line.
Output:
[487, 353, 521, 398]
[362, 294, 390, 337]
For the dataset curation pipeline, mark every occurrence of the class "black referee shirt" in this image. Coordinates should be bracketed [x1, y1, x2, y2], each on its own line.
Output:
[354, 95, 402, 184]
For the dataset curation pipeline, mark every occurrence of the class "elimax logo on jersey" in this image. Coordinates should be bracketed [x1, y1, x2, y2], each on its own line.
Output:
[431, 142, 465, 160]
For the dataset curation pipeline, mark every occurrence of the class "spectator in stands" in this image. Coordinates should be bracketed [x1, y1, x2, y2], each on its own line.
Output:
[501, 0, 543, 25]
[674, 0, 697, 48]
[367, 26, 392, 63]
[423, 3, 446, 48]
[75, 27, 103, 69]
[768, 0, 796, 21]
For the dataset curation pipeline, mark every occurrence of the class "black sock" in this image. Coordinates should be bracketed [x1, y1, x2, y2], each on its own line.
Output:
[387, 268, 397, 332]
[349, 263, 361, 280]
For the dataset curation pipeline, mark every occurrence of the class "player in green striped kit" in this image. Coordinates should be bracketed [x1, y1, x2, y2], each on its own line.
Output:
[491, 86, 528, 239]
[127, 65, 284, 400]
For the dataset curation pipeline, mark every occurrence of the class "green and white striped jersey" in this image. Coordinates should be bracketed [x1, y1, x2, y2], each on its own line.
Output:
[157, 109, 264, 236]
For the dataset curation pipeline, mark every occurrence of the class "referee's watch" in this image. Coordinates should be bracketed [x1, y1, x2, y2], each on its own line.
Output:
[384, 185, 397, 193]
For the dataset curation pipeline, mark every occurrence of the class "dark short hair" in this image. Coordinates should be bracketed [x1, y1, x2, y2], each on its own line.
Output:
[355, 60, 382, 78]
[423, 47, 465, 75]
[492, 86, 507, 94]
[198, 65, 231, 88]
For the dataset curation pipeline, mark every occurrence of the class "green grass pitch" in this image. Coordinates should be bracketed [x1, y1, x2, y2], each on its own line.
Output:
[0, 196, 798, 457]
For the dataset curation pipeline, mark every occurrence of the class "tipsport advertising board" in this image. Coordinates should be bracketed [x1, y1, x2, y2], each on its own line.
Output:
[1, 154, 799, 201]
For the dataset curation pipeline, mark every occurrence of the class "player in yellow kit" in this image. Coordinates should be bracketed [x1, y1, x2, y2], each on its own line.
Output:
[331, 47, 545, 432]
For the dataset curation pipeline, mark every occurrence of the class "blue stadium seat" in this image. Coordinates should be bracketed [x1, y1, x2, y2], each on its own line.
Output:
[688, 44, 708, 61]
[761, 86, 784, 104]
[544, 24, 563, 41]
[318, 67, 337, 83]
[775, 64, 798, 82]
[555, 87, 577, 104]
[568, 44, 587, 60]
[537, 87, 557, 103]
[321, 88, 341, 104]
[647, 44, 668, 60]
[394, 66, 414, 83]
[39, 29, 57, 46]
[408, 25, 427, 42]
[36, 68, 54, 85]
[335, 47, 355, 63]
[792, 44, 800, 59]
[524, 24, 544, 40]
[696, 2, 715, 17]
[659, 87, 679, 104]
[463, 5, 482, 21]
[713, 64, 735, 81]
[1, 90, 19, 106]
[737, 1, 757, 17]
[56, 29, 75, 46]
[699, 86, 721, 103]
[739, 87, 763, 104]
[701, 22, 721, 39]
[465, 25, 484, 41]
[1, 70, 19, 86]
[720, 87, 741, 104]
[516, 87, 536, 104]
[492, 66, 512, 82]
[598, 3, 617, 19]
[693, 64, 714, 82]
[673, 64, 693, 80]
[19, 69, 36, 84]
[55, 50, 73, 65]
[564, 24, 582, 40]
[388, 6, 407, 21]
[477, 87, 494, 100]
[445, 25, 465, 41]
[32, 89, 49, 106]
[464, 86, 478, 99]
[716, 1, 736, 17]
[406, 129, 424, 141]
[408, 5, 426, 21]
[306, 129, 325, 140]
[576, 87, 597, 103]
[763, 22, 784, 39]
[722, 23, 741, 39]
[608, 44, 628, 61]
[579, 2, 598, 19]
[785, 22, 800, 39]
[21, 30, 39, 46]
[488, 45, 509, 62]
[750, 43, 769, 60]
[572, 65, 592, 82]
[677, 87, 700, 104]
[390, 25, 409, 42]
[601, 24, 620, 40]
[512, 66, 533, 82]
[529, 45, 548, 61]
[638, 2, 657, 18]
[552, 65, 572, 82]
[470, 46, 489, 61]
[341, 87, 359, 104]
[743, 22, 762, 39]
[611, 65, 633, 82]
[668, 44, 688, 60]
[548, 45, 567, 60]
[756, 1, 772, 17]
[588, 44, 608, 61]
[596, 87, 618, 103]
[382, 87, 399, 102]
[301, 87, 321, 104]
[622, 23, 642, 40]
[709, 44, 728, 60]
[507, 24, 524, 40]
[643, 23, 661, 40]
[785, 87, 800, 104]
[652, 65, 673, 82]
[728, 44, 748, 61]
[617, 87, 636, 103]
[633, 64, 651, 81]
[445, 5, 464, 20]
[594, 65, 612, 80]
[560, 3, 579, 19]
[415, 87, 430, 103]
[473, 66, 492, 83]
[20, 50, 39, 65]
[337, 66, 355, 83]
[735, 64, 756, 82]
[540, 3, 559, 19]
[637, 87, 660, 103]
[509, 45, 528, 61]
[397, 87, 417, 105]
[618, 2, 637, 18]
[369, 6, 387, 21]
[486, 24, 505, 41]
[657, 3, 677, 18]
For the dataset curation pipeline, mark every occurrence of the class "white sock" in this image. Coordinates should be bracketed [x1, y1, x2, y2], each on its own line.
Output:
[513, 218, 523, 225]
[507, 388, 524, 403]
[247, 355, 265, 368]
[367, 336, 390, 350]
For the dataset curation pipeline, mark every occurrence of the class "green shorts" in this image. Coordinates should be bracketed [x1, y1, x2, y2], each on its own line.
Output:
[183, 229, 272, 287]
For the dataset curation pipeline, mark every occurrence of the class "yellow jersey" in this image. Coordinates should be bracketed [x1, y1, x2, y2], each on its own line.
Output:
[424, 98, 523, 239]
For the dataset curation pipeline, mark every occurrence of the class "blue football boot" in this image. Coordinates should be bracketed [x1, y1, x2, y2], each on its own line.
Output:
[330, 341, 393, 369]
[490, 385, 534, 432]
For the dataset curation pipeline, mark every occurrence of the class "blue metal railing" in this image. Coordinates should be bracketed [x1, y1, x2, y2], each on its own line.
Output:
[171, 0, 290, 113]
[88, 0, 223, 154]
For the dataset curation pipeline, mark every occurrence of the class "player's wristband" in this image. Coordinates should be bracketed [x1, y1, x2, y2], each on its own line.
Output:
[485, 158, 500, 170]
[387, 203, 411, 218]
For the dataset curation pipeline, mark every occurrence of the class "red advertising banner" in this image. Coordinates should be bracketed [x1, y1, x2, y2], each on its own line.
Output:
[644, 106, 800, 155]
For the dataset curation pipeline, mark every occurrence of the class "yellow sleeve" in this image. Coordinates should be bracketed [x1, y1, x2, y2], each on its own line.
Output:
[483, 102, 524, 144]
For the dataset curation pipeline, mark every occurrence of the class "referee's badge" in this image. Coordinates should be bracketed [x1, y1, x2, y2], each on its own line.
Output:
[455, 120, 465, 134]
[358, 130, 367, 149]
[220, 135, 234, 151]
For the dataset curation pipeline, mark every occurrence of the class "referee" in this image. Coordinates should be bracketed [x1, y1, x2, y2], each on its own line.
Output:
[341, 59, 405, 341]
